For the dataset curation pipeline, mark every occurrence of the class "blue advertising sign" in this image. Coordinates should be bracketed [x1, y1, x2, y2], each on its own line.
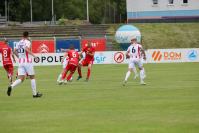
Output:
[8, 40, 19, 50]
[56, 39, 80, 52]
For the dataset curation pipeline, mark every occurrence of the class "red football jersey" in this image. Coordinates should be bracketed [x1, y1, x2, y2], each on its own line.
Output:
[0, 45, 13, 65]
[67, 50, 79, 66]
[83, 46, 95, 61]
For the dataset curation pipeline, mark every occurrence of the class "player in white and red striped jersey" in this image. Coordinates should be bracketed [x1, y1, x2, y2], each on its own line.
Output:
[123, 36, 147, 86]
[7, 31, 42, 98]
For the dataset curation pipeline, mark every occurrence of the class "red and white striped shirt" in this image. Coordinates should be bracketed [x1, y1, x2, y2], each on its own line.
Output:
[16, 39, 32, 63]
[127, 43, 142, 59]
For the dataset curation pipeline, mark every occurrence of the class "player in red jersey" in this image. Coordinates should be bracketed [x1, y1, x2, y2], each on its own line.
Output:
[77, 42, 95, 81]
[59, 45, 80, 84]
[0, 39, 16, 84]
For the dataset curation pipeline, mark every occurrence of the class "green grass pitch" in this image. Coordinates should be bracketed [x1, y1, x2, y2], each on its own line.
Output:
[0, 63, 199, 133]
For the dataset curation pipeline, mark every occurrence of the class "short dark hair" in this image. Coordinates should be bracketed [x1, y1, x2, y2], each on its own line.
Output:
[23, 31, 29, 37]
[69, 44, 75, 49]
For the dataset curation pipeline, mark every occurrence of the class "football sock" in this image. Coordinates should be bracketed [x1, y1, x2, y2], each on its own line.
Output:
[67, 73, 73, 81]
[57, 74, 62, 82]
[11, 79, 22, 89]
[140, 68, 146, 81]
[87, 69, 91, 79]
[78, 66, 82, 77]
[61, 70, 68, 80]
[133, 67, 138, 75]
[125, 71, 131, 81]
[31, 79, 37, 96]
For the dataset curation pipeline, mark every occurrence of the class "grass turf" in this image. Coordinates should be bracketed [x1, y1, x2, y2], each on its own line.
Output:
[0, 63, 199, 133]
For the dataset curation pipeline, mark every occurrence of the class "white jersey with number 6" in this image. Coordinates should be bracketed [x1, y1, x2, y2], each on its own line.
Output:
[127, 43, 143, 68]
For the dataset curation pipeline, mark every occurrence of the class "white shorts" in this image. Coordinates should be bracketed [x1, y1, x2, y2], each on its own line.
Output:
[128, 59, 143, 69]
[62, 59, 69, 69]
[18, 63, 35, 75]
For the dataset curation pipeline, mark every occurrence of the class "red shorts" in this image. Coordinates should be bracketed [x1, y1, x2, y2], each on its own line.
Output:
[65, 64, 77, 73]
[3, 64, 14, 76]
[80, 59, 94, 66]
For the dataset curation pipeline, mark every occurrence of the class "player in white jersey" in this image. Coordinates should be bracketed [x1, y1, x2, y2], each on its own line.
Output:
[123, 36, 146, 86]
[7, 31, 42, 98]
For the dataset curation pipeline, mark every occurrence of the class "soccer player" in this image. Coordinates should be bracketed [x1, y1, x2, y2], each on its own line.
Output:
[7, 31, 42, 98]
[59, 45, 79, 84]
[77, 42, 95, 81]
[0, 39, 16, 84]
[56, 49, 73, 83]
[123, 36, 146, 86]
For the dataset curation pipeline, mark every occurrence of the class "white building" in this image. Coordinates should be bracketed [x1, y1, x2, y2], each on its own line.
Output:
[126, 0, 199, 22]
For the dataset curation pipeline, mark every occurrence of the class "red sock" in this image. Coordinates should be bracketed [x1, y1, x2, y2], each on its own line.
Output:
[78, 66, 82, 77]
[87, 69, 91, 79]
[61, 70, 68, 80]
[67, 72, 73, 81]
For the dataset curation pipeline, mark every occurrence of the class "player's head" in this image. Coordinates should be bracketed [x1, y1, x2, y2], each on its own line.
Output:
[23, 31, 29, 38]
[87, 42, 92, 47]
[131, 36, 137, 44]
[69, 44, 75, 50]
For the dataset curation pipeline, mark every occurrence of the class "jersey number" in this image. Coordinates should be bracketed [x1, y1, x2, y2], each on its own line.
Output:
[17, 48, 25, 53]
[72, 52, 77, 58]
[132, 47, 136, 53]
[3, 50, 8, 58]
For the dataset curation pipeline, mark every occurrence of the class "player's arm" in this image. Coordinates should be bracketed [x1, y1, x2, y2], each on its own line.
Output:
[61, 53, 68, 64]
[87, 51, 95, 57]
[25, 46, 37, 58]
[13, 48, 19, 58]
[140, 47, 146, 60]
[125, 48, 130, 59]
[11, 49, 16, 63]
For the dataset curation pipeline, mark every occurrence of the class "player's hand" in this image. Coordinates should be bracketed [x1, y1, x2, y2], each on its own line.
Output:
[143, 56, 146, 60]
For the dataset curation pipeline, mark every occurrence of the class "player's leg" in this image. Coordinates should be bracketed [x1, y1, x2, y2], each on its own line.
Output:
[65, 65, 77, 83]
[27, 64, 42, 98]
[7, 65, 25, 96]
[138, 61, 146, 85]
[132, 67, 138, 80]
[86, 62, 93, 81]
[8, 65, 14, 84]
[77, 60, 85, 80]
[123, 61, 134, 86]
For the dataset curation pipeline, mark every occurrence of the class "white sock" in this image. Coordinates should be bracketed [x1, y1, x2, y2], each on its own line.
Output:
[125, 71, 131, 81]
[11, 79, 22, 89]
[132, 67, 138, 75]
[57, 74, 62, 82]
[140, 68, 146, 81]
[31, 79, 37, 96]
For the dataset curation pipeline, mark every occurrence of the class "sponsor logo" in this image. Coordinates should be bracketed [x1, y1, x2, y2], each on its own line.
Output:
[152, 51, 162, 61]
[94, 53, 106, 63]
[152, 51, 181, 61]
[187, 50, 197, 61]
[37, 44, 49, 53]
[114, 52, 124, 63]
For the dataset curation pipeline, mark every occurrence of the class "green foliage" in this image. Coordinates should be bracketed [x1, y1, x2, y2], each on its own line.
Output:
[1, 0, 126, 24]
[0, 63, 199, 133]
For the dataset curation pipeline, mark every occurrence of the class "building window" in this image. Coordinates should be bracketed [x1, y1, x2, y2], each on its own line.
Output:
[152, 0, 158, 4]
[168, 0, 174, 4]
[183, 0, 188, 3]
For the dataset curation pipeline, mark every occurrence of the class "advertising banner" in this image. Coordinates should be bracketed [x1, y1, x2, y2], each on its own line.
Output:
[148, 48, 199, 63]
[32, 40, 55, 53]
[81, 38, 106, 51]
[0, 49, 198, 66]
[56, 39, 80, 52]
